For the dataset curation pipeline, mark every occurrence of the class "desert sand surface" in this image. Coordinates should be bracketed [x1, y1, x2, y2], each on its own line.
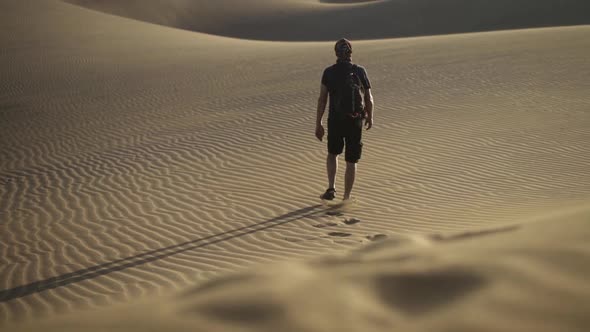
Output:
[11, 206, 590, 332]
[1, 0, 590, 331]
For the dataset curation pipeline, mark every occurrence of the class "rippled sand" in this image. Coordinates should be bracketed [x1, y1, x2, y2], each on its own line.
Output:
[1, 1, 589, 331]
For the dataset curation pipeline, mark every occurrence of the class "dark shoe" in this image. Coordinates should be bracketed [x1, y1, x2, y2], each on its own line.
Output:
[320, 188, 336, 200]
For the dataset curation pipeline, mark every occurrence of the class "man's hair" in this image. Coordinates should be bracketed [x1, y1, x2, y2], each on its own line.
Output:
[335, 38, 352, 59]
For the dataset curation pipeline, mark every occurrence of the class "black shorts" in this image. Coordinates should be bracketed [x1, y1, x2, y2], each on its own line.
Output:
[327, 117, 363, 163]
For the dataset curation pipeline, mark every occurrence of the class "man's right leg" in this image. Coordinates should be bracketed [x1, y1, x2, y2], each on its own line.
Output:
[327, 153, 338, 189]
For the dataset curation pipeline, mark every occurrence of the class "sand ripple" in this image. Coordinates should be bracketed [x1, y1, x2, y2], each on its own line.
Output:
[1, 0, 590, 326]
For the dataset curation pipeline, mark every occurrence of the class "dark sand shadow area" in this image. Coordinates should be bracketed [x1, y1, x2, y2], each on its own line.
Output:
[66, 0, 590, 41]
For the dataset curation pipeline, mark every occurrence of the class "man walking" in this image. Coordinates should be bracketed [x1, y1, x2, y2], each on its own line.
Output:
[315, 38, 374, 201]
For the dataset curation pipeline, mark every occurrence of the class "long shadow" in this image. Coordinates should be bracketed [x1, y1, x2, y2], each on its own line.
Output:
[0, 204, 330, 302]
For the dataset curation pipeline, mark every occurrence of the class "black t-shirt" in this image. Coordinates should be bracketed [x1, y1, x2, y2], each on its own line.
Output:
[321, 61, 371, 118]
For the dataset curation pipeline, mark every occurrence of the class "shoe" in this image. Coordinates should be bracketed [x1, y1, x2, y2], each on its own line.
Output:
[320, 188, 336, 200]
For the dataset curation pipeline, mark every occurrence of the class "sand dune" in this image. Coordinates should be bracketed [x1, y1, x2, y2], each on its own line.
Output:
[10, 206, 590, 332]
[1, 0, 590, 330]
[66, 0, 590, 40]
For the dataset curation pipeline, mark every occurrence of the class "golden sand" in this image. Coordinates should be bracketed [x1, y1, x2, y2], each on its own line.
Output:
[1, 1, 589, 331]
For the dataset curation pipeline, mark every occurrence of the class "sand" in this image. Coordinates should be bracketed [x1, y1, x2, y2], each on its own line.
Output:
[9, 206, 590, 332]
[1, 0, 590, 331]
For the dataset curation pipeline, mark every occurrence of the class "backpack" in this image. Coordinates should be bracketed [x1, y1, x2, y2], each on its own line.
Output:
[334, 64, 365, 119]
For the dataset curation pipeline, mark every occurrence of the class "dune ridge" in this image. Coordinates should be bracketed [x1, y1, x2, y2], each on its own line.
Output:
[1, 0, 590, 329]
[65, 0, 590, 40]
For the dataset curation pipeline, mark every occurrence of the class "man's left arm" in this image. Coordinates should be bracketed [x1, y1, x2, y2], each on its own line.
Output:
[316, 84, 329, 141]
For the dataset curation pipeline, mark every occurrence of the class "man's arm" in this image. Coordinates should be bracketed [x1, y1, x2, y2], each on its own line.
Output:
[364, 88, 374, 130]
[315, 84, 329, 141]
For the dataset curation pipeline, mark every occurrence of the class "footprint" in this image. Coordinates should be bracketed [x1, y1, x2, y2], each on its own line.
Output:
[366, 234, 388, 241]
[328, 232, 352, 237]
[313, 222, 339, 228]
[326, 211, 344, 216]
[344, 218, 361, 225]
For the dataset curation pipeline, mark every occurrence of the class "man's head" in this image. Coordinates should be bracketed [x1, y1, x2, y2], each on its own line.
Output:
[335, 38, 352, 60]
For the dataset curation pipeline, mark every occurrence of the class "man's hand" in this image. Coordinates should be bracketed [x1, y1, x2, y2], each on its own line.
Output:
[365, 117, 373, 130]
[315, 124, 325, 141]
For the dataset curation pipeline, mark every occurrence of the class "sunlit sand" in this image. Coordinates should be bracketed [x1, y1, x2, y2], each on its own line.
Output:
[1, 1, 589, 331]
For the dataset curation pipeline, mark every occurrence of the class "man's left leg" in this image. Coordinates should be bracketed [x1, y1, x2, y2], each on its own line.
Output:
[343, 119, 363, 200]
[343, 161, 356, 200]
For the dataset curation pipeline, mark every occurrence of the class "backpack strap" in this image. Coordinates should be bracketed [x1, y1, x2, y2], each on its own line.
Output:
[351, 64, 365, 92]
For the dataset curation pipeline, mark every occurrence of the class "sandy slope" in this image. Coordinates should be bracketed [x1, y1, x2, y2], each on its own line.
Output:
[10, 206, 590, 332]
[1, 0, 590, 330]
[66, 0, 590, 40]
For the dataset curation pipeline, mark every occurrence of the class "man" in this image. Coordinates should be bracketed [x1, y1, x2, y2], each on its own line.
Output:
[315, 38, 374, 201]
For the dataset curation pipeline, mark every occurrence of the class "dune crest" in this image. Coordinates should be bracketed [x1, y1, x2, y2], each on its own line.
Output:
[65, 0, 590, 40]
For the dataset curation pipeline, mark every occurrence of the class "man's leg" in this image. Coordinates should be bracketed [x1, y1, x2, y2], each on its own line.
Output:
[343, 119, 362, 200]
[327, 153, 338, 189]
[324, 120, 343, 199]
[343, 161, 356, 200]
